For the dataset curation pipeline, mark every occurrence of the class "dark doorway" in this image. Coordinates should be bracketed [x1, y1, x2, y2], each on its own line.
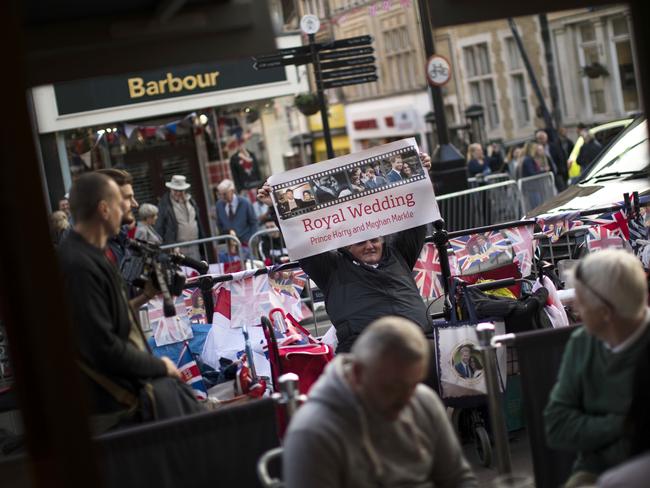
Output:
[123, 140, 211, 242]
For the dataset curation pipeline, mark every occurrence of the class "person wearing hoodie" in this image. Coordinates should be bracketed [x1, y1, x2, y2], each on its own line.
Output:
[256, 153, 433, 353]
[283, 316, 477, 488]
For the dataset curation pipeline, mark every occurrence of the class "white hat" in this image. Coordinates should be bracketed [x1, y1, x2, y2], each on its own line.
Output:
[165, 175, 191, 191]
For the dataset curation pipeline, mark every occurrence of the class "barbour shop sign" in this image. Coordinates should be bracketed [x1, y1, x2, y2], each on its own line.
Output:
[54, 59, 286, 115]
[128, 71, 220, 98]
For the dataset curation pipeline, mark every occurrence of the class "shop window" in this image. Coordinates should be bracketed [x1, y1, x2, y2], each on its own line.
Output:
[63, 117, 195, 182]
[209, 104, 267, 192]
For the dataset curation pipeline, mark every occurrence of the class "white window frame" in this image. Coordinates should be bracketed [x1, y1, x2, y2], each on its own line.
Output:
[576, 21, 607, 117]
[502, 36, 532, 129]
[605, 14, 641, 115]
[341, 21, 378, 101]
[380, 12, 418, 94]
[458, 35, 500, 132]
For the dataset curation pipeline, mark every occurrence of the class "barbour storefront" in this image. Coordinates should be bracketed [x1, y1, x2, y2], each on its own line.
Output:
[32, 35, 308, 235]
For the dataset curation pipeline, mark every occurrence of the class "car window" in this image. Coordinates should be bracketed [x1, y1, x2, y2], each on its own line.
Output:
[595, 127, 625, 146]
[582, 119, 649, 180]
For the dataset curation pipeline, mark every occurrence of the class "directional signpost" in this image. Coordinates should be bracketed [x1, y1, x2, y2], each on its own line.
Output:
[253, 16, 378, 159]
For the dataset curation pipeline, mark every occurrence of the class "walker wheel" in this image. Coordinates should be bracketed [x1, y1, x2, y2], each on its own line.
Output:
[474, 425, 492, 468]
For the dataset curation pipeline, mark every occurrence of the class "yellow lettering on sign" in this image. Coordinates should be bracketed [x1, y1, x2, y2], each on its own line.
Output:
[145, 81, 159, 96]
[128, 78, 145, 98]
[183, 75, 197, 90]
[196, 73, 211, 88]
[167, 73, 183, 93]
[128, 71, 220, 99]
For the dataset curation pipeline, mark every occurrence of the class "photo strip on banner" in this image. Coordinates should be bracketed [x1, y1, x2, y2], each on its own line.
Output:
[268, 138, 441, 260]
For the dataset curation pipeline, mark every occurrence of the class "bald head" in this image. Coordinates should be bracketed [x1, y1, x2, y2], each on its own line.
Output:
[349, 316, 429, 420]
[352, 316, 429, 369]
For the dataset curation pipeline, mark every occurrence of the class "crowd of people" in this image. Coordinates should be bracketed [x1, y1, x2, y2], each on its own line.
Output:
[41, 135, 650, 488]
[465, 125, 604, 192]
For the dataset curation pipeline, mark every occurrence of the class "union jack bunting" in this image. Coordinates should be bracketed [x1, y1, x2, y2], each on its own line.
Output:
[412, 243, 457, 299]
[586, 225, 626, 252]
[176, 341, 207, 400]
[230, 274, 272, 329]
[502, 225, 536, 277]
[449, 231, 513, 274]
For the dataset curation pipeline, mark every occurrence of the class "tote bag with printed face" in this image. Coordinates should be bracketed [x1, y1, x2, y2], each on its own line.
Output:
[434, 320, 506, 407]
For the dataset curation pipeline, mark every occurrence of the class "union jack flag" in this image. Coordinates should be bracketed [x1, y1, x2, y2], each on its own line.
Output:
[587, 225, 626, 252]
[230, 274, 272, 329]
[268, 269, 308, 319]
[212, 283, 230, 325]
[268, 269, 306, 299]
[537, 211, 582, 243]
[449, 231, 513, 274]
[147, 295, 189, 331]
[413, 243, 455, 299]
[583, 209, 630, 241]
[176, 341, 207, 401]
[502, 225, 535, 277]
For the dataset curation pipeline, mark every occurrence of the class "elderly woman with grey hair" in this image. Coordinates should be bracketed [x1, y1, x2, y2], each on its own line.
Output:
[545, 249, 650, 488]
[135, 203, 163, 244]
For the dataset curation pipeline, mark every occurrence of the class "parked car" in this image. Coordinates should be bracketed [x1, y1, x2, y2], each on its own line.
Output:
[527, 116, 649, 268]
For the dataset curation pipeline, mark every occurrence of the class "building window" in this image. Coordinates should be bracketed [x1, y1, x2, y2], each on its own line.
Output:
[341, 24, 378, 100]
[504, 37, 530, 126]
[304, 0, 326, 18]
[609, 15, 639, 112]
[381, 17, 418, 93]
[463, 42, 499, 129]
[578, 22, 606, 115]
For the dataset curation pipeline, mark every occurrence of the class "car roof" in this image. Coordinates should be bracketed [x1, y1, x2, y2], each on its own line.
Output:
[587, 118, 634, 135]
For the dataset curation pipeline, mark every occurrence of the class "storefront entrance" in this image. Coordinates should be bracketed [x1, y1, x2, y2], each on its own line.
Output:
[122, 140, 211, 239]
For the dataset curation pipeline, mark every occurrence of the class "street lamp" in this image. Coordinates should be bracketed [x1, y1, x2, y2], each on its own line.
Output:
[417, 0, 467, 195]
[464, 104, 486, 147]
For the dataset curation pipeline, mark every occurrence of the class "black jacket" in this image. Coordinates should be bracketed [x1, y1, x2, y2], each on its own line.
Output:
[300, 226, 432, 352]
[546, 142, 568, 189]
[155, 192, 204, 246]
[58, 231, 166, 414]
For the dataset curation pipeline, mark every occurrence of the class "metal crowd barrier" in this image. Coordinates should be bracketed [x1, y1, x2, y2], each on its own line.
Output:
[517, 172, 557, 213]
[160, 234, 252, 270]
[467, 172, 512, 189]
[249, 227, 289, 264]
[436, 180, 526, 232]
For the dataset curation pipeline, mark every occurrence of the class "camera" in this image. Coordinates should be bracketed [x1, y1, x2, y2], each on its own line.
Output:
[122, 239, 209, 317]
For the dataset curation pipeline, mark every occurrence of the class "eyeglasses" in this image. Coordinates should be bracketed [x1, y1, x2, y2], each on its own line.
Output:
[574, 261, 616, 310]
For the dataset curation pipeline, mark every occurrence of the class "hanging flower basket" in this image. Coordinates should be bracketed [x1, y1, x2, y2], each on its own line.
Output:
[582, 62, 609, 79]
[294, 93, 320, 116]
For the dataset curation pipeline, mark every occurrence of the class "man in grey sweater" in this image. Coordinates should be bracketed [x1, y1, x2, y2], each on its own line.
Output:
[283, 316, 477, 488]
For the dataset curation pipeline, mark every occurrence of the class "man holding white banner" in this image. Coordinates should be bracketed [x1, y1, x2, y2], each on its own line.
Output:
[257, 139, 440, 352]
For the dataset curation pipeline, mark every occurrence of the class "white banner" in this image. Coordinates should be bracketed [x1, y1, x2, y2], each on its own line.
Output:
[268, 138, 440, 260]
